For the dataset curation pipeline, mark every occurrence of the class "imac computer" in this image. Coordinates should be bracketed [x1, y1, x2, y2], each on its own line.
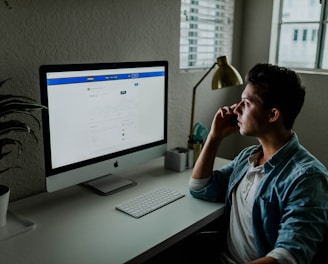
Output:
[39, 61, 168, 195]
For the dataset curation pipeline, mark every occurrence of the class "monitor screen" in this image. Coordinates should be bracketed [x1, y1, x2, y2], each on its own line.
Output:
[40, 61, 168, 194]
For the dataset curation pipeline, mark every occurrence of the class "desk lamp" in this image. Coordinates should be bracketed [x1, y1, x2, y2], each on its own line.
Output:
[188, 55, 243, 153]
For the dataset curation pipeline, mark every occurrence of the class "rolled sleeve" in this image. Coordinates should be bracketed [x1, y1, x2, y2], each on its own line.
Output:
[188, 176, 211, 190]
[266, 247, 297, 264]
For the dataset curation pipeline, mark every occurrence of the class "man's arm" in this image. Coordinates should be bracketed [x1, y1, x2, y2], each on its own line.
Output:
[191, 106, 239, 180]
[191, 132, 222, 180]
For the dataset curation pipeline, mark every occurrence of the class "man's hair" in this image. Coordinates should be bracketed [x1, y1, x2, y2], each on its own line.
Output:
[245, 63, 305, 129]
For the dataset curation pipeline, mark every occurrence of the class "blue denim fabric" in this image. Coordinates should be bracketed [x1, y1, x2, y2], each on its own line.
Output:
[190, 134, 328, 264]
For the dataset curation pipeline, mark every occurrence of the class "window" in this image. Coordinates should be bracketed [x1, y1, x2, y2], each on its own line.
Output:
[293, 29, 299, 41]
[272, 0, 328, 70]
[302, 29, 308, 41]
[179, 0, 235, 69]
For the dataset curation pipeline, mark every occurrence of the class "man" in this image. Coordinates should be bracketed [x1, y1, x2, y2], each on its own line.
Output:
[189, 63, 328, 264]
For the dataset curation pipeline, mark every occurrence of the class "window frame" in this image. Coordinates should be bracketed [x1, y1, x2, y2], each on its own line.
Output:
[270, 0, 328, 72]
[179, 0, 235, 70]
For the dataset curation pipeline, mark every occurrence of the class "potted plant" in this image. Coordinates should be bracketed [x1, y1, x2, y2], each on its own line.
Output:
[0, 78, 46, 227]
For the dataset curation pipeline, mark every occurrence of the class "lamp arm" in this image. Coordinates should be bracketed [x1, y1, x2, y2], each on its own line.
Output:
[189, 62, 217, 140]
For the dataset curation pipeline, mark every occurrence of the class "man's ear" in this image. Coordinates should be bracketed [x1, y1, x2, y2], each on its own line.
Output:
[268, 108, 280, 122]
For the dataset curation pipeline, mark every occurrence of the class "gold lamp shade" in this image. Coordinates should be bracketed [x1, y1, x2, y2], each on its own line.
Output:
[211, 56, 243, 90]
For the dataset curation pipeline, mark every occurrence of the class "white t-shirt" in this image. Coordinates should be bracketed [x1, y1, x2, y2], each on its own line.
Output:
[221, 154, 264, 262]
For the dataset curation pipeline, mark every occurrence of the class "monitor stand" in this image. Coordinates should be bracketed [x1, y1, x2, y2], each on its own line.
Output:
[83, 174, 136, 196]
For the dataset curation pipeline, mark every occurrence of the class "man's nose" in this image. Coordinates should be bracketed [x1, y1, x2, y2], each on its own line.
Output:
[233, 101, 242, 114]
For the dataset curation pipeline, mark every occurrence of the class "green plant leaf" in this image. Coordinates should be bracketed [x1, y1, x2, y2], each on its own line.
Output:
[0, 167, 21, 174]
[0, 79, 46, 175]
[0, 95, 46, 118]
[0, 138, 23, 159]
[0, 79, 9, 88]
[0, 120, 37, 140]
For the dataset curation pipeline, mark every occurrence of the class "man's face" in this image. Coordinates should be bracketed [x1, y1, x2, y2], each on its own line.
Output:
[234, 84, 271, 137]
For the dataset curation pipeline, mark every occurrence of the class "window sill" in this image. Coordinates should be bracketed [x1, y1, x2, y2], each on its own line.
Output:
[294, 68, 328, 76]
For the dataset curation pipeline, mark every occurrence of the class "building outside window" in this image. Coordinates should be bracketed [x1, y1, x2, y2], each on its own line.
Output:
[179, 0, 235, 69]
[272, 0, 328, 70]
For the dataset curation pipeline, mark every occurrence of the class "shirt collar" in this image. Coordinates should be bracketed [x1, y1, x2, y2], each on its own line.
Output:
[249, 132, 299, 169]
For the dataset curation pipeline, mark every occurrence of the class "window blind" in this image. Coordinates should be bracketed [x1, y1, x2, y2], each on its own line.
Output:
[180, 0, 235, 69]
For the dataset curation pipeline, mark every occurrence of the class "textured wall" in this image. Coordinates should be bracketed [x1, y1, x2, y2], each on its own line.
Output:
[5, 0, 327, 202]
[0, 0, 184, 200]
[1, 0, 246, 201]
[237, 0, 328, 167]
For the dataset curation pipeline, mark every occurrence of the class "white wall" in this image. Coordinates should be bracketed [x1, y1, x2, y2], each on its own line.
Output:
[1, 0, 183, 200]
[2, 0, 328, 201]
[238, 0, 328, 167]
[1, 0, 242, 200]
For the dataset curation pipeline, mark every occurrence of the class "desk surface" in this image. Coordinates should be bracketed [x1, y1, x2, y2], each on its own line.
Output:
[0, 157, 230, 264]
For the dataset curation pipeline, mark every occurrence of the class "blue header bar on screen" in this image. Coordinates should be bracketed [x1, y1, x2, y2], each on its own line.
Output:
[47, 71, 165, 86]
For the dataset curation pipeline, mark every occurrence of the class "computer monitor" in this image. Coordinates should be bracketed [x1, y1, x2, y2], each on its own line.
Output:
[40, 61, 168, 195]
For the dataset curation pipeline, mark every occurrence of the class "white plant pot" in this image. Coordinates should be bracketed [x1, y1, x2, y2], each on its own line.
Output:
[0, 185, 10, 227]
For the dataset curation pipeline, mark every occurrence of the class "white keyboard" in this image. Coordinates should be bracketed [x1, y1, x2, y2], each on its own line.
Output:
[115, 186, 185, 218]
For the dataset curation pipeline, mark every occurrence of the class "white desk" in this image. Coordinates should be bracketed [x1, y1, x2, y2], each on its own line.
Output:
[0, 157, 230, 264]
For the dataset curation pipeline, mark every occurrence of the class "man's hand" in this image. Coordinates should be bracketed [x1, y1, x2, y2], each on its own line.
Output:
[191, 104, 239, 180]
[209, 104, 239, 141]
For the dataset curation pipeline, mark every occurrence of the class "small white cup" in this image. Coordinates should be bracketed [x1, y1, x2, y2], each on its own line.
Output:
[0, 185, 10, 227]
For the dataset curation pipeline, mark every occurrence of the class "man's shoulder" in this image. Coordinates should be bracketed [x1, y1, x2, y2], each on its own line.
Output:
[292, 146, 328, 176]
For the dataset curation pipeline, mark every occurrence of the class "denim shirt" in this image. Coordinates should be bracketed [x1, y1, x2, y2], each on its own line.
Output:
[190, 134, 328, 264]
